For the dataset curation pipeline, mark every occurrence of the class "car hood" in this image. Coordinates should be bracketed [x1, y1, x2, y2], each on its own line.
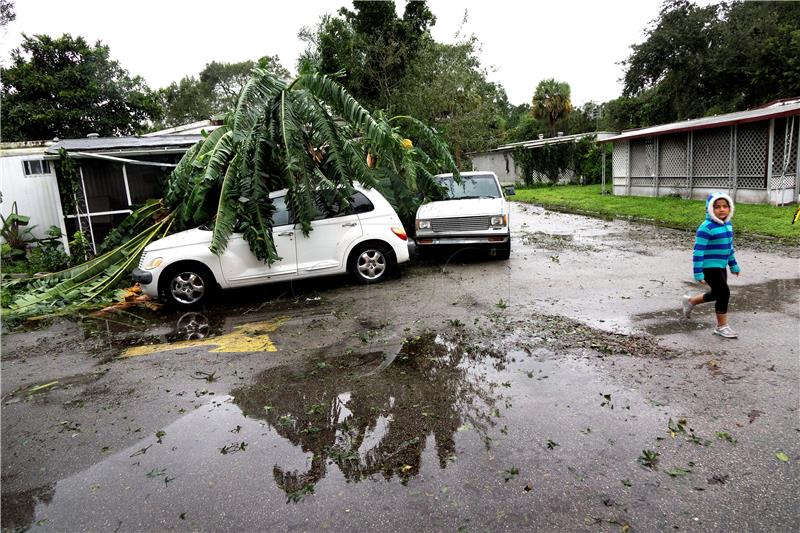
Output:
[416, 198, 506, 218]
[144, 228, 212, 252]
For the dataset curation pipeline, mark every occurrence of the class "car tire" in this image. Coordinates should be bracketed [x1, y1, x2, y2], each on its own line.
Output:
[495, 241, 511, 260]
[160, 263, 215, 307]
[348, 242, 395, 284]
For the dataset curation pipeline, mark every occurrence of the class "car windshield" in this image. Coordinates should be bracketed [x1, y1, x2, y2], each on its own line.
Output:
[437, 174, 501, 199]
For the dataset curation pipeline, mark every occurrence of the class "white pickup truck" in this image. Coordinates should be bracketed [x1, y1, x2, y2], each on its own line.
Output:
[414, 171, 513, 259]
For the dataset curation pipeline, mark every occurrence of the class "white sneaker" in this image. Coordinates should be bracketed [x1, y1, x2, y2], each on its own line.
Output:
[713, 325, 738, 338]
[682, 294, 694, 318]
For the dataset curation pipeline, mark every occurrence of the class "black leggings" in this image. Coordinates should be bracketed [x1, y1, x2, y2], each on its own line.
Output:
[702, 268, 730, 314]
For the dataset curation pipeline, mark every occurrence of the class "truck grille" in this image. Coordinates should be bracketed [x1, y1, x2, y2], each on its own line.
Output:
[431, 216, 490, 232]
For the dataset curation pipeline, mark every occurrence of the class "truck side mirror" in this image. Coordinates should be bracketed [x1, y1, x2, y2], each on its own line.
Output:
[504, 186, 516, 196]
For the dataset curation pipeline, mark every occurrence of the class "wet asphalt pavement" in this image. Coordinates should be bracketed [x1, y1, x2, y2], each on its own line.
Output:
[2, 203, 798, 532]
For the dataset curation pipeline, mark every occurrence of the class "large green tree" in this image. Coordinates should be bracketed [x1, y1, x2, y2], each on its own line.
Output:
[156, 56, 289, 128]
[617, 0, 800, 128]
[531, 79, 573, 138]
[299, 0, 436, 113]
[397, 36, 510, 166]
[1, 34, 161, 141]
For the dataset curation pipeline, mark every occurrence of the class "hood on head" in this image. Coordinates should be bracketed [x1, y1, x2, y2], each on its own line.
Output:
[706, 192, 734, 224]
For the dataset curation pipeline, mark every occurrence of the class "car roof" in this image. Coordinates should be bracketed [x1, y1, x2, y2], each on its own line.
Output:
[434, 171, 498, 178]
[268, 182, 371, 199]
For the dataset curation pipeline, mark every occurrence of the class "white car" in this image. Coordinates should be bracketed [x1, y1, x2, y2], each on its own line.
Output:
[415, 171, 513, 259]
[133, 184, 410, 306]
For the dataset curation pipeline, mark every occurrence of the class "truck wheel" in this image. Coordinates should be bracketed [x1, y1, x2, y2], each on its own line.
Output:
[495, 241, 511, 260]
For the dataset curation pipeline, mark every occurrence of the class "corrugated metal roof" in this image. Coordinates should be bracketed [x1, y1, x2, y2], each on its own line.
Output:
[472, 132, 618, 155]
[44, 135, 201, 155]
[598, 98, 800, 143]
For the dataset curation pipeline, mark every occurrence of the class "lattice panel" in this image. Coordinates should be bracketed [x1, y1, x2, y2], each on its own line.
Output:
[630, 177, 654, 186]
[772, 116, 799, 176]
[737, 123, 768, 177]
[771, 175, 796, 189]
[659, 177, 689, 187]
[659, 134, 687, 177]
[612, 141, 629, 178]
[693, 177, 730, 188]
[693, 129, 730, 177]
[737, 176, 766, 189]
[629, 138, 654, 177]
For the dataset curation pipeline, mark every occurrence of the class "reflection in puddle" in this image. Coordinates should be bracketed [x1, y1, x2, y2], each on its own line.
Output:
[232, 331, 504, 497]
[121, 316, 289, 358]
[632, 278, 800, 336]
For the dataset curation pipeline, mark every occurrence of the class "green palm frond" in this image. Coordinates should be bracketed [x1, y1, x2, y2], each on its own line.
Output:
[184, 130, 236, 226]
[209, 153, 242, 256]
[296, 72, 388, 148]
[233, 68, 286, 143]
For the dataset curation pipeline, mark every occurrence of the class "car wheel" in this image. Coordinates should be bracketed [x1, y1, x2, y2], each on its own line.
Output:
[349, 243, 395, 284]
[161, 264, 214, 306]
[495, 241, 511, 260]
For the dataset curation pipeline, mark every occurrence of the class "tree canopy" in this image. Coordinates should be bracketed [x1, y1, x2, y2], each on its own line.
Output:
[607, 0, 800, 129]
[156, 56, 290, 128]
[1, 34, 162, 141]
[300, 2, 510, 166]
[531, 79, 573, 137]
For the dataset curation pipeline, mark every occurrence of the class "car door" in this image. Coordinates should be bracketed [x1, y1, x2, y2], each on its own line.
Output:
[218, 194, 297, 287]
[294, 193, 364, 275]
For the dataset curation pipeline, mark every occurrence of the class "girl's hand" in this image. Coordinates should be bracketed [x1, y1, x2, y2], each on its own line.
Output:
[733, 272, 740, 277]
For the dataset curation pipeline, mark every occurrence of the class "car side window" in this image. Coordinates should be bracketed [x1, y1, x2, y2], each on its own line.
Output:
[272, 195, 291, 226]
[350, 192, 374, 214]
[312, 191, 374, 220]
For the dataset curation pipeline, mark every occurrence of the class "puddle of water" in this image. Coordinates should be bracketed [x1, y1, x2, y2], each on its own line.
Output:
[632, 278, 800, 336]
[4, 328, 673, 532]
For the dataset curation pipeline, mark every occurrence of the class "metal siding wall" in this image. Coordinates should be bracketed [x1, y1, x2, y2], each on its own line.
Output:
[0, 155, 66, 241]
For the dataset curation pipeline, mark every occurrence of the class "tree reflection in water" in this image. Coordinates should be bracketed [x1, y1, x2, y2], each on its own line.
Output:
[232, 330, 506, 500]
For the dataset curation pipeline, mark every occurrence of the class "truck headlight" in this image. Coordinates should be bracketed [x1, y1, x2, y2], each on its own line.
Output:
[143, 256, 163, 270]
[417, 220, 431, 230]
[490, 215, 507, 227]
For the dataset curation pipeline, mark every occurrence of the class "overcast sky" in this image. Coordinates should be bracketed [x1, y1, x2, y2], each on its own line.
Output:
[1, 0, 684, 107]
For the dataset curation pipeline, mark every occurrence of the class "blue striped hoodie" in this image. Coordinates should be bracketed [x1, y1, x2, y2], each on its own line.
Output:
[692, 192, 740, 281]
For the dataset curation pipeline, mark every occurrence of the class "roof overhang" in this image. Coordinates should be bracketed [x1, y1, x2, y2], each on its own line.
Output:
[43, 135, 201, 159]
[598, 98, 800, 144]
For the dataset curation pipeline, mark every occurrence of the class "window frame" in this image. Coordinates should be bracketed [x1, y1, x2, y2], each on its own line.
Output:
[22, 158, 53, 177]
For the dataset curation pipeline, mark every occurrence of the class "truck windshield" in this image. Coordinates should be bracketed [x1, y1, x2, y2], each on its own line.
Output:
[437, 174, 501, 199]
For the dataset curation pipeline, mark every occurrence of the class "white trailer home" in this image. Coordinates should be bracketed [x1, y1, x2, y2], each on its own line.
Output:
[598, 98, 800, 205]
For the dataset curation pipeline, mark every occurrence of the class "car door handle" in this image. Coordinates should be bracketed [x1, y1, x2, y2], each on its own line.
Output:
[277, 231, 293, 237]
[341, 222, 358, 227]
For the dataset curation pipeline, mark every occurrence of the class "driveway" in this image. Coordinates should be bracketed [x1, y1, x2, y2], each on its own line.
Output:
[2, 202, 798, 532]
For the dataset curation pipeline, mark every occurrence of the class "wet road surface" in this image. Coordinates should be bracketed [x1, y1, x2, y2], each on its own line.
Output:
[2, 203, 799, 532]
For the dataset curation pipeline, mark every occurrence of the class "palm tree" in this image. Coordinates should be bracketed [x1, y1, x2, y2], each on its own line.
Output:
[531, 79, 573, 137]
[3, 69, 457, 321]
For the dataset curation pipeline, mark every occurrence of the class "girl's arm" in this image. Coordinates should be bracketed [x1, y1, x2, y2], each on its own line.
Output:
[692, 225, 709, 281]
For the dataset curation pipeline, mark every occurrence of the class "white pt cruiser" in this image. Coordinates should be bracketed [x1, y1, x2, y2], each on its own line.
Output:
[415, 171, 513, 259]
[133, 184, 410, 306]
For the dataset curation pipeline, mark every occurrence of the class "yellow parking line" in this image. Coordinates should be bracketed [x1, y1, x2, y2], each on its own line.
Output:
[121, 317, 289, 358]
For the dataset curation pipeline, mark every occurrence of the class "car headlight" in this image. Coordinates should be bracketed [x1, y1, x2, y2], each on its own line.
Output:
[490, 215, 507, 227]
[417, 220, 431, 230]
[143, 256, 163, 270]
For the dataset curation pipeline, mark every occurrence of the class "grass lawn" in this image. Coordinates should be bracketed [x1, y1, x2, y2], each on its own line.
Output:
[511, 184, 800, 241]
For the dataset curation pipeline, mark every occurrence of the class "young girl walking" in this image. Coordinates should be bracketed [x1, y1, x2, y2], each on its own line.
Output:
[682, 192, 741, 338]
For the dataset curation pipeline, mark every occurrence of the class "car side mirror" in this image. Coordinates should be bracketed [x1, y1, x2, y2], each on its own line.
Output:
[504, 186, 516, 196]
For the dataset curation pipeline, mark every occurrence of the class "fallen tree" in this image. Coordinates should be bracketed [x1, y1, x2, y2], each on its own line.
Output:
[2, 69, 457, 321]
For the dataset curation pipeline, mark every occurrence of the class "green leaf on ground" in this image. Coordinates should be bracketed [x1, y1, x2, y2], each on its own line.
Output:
[665, 466, 692, 477]
[775, 452, 790, 462]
